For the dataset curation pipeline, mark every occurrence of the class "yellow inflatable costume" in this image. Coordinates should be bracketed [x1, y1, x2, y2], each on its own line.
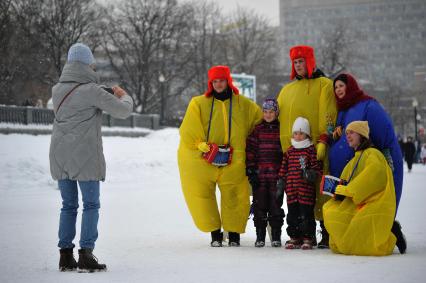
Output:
[277, 45, 337, 220]
[178, 66, 262, 233]
[323, 147, 397, 256]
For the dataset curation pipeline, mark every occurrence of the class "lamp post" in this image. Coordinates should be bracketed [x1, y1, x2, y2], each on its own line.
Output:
[413, 98, 419, 141]
[158, 73, 165, 125]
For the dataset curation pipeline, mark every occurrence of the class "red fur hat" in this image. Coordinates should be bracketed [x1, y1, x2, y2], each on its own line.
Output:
[289, 45, 316, 80]
[204, 65, 239, 97]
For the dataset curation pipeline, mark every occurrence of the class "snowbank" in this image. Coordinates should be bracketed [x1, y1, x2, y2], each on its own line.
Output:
[0, 130, 424, 283]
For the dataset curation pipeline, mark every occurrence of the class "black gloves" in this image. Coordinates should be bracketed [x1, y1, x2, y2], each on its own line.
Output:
[302, 169, 319, 184]
[246, 167, 259, 189]
[276, 178, 285, 200]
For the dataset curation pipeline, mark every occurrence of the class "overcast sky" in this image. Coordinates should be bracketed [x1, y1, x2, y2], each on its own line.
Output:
[181, 0, 280, 26]
[214, 0, 279, 26]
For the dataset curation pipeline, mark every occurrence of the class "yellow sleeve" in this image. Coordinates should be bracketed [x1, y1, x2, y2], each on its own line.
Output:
[338, 152, 387, 205]
[277, 87, 285, 123]
[248, 100, 263, 134]
[318, 79, 337, 140]
[179, 98, 205, 150]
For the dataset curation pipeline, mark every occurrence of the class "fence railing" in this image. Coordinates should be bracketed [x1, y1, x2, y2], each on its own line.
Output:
[0, 105, 160, 129]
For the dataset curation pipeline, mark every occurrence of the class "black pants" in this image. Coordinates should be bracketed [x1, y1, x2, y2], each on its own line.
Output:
[406, 157, 414, 170]
[286, 202, 316, 239]
[252, 179, 285, 230]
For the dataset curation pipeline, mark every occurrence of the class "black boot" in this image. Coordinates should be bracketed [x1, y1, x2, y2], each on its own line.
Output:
[318, 221, 329, 249]
[228, 232, 240, 247]
[77, 249, 107, 272]
[59, 248, 77, 272]
[271, 228, 282, 247]
[255, 227, 266, 247]
[210, 229, 223, 247]
[392, 220, 407, 254]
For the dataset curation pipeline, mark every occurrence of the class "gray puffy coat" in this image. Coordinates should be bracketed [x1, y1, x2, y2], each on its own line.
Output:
[49, 62, 133, 181]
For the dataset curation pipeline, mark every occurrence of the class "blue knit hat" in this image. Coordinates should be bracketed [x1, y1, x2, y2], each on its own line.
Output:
[67, 43, 95, 65]
[262, 98, 279, 114]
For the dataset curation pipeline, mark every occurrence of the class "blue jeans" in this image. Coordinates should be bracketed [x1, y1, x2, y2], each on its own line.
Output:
[58, 180, 100, 249]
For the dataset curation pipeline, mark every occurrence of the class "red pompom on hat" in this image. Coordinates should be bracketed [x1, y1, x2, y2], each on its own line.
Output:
[204, 65, 239, 97]
[289, 45, 317, 80]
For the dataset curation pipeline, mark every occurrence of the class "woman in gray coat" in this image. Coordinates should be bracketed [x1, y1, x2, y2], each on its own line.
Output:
[49, 43, 133, 272]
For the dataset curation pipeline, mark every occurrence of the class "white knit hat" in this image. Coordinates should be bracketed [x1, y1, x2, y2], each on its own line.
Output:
[292, 117, 311, 136]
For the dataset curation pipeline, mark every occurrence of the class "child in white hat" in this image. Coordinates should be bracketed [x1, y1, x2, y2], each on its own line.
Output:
[277, 117, 323, 249]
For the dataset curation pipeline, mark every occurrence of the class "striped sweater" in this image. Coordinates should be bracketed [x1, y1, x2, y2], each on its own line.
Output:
[278, 144, 322, 205]
[246, 119, 283, 174]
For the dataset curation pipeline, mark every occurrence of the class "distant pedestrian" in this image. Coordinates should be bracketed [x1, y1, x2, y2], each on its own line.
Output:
[421, 144, 426, 165]
[404, 136, 416, 172]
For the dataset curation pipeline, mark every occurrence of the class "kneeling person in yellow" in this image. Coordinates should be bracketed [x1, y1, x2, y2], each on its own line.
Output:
[323, 121, 403, 256]
[178, 66, 263, 247]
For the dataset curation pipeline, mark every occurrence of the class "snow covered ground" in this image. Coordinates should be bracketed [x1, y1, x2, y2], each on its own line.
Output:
[1, 129, 425, 283]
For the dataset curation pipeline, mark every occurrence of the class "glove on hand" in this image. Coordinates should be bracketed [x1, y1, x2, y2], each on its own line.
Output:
[332, 126, 343, 140]
[382, 148, 394, 171]
[316, 142, 327, 161]
[302, 169, 319, 184]
[276, 178, 285, 200]
[246, 167, 259, 189]
[197, 142, 211, 153]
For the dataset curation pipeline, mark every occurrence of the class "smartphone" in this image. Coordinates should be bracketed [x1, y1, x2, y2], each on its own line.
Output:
[102, 87, 114, 95]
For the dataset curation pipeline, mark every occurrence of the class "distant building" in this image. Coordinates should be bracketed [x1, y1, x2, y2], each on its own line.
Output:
[279, 0, 426, 89]
[415, 66, 426, 92]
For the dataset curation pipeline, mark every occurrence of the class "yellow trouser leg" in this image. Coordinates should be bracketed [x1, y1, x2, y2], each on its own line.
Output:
[179, 157, 221, 232]
[217, 167, 250, 234]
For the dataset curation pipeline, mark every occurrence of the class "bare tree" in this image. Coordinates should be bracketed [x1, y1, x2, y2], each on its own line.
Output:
[317, 20, 361, 77]
[35, 0, 102, 80]
[182, 1, 225, 94]
[220, 6, 282, 101]
[221, 7, 276, 73]
[0, 0, 52, 105]
[102, 0, 195, 114]
[0, 0, 16, 104]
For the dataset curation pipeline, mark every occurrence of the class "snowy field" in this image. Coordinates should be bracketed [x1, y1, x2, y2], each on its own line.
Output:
[1, 129, 425, 283]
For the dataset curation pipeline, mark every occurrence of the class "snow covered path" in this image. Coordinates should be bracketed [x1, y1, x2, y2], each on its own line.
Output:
[1, 129, 425, 283]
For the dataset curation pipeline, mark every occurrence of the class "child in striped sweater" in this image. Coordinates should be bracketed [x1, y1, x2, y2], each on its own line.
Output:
[246, 98, 284, 247]
[277, 117, 322, 249]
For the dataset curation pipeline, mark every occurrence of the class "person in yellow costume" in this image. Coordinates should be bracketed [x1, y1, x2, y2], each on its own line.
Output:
[178, 65, 262, 247]
[276, 45, 337, 247]
[323, 121, 405, 256]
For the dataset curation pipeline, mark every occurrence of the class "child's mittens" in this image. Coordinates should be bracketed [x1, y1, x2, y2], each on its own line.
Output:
[275, 178, 285, 200]
[246, 167, 259, 189]
[197, 142, 211, 153]
[316, 142, 327, 161]
[302, 169, 319, 184]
